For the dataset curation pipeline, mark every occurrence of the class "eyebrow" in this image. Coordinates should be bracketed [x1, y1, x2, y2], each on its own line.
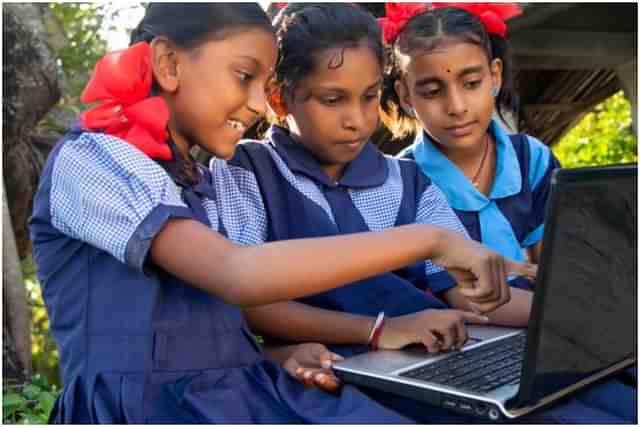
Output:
[415, 65, 485, 88]
[314, 78, 384, 93]
[234, 55, 260, 68]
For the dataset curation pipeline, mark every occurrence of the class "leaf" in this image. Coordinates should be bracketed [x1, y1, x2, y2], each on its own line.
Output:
[3, 393, 27, 408]
[22, 385, 42, 400]
[21, 414, 44, 425]
[36, 392, 56, 418]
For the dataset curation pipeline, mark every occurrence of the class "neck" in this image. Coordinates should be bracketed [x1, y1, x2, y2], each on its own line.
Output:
[288, 129, 346, 183]
[168, 121, 193, 161]
[322, 164, 346, 183]
[437, 134, 490, 170]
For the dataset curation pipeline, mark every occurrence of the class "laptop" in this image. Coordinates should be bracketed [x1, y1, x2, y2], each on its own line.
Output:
[334, 164, 637, 421]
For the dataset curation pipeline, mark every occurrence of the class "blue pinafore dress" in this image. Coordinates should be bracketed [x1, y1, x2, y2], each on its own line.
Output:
[29, 128, 412, 423]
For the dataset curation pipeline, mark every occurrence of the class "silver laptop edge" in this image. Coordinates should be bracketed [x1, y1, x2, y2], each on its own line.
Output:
[335, 329, 523, 420]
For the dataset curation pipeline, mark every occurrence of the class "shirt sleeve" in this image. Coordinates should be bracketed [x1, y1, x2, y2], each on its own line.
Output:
[50, 132, 194, 272]
[416, 182, 471, 293]
[522, 136, 562, 247]
[209, 156, 268, 246]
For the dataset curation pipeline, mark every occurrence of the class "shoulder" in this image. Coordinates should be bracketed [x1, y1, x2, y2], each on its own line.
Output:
[53, 131, 172, 183]
[227, 138, 275, 171]
[385, 155, 433, 200]
[519, 134, 558, 188]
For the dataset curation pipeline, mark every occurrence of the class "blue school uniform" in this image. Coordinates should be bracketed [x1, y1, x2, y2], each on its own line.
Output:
[229, 125, 467, 344]
[29, 127, 414, 424]
[399, 120, 560, 289]
[226, 125, 475, 423]
[399, 120, 637, 422]
[227, 125, 636, 424]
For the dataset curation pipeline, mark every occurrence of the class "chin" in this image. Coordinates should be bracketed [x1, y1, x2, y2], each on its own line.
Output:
[208, 134, 242, 160]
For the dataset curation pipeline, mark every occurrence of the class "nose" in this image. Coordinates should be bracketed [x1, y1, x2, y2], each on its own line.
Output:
[446, 86, 468, 117]
[342, 102, 367, 132]
[246, 82, 267, 117]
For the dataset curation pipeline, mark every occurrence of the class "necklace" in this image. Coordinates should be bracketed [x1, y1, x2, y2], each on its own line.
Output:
[471, 133, 490, 188]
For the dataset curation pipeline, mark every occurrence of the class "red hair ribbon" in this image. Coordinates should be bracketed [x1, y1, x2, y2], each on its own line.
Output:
[80, 41, 172, 160]
[432, 3, 522, 38]
[378, 3, 429, 44]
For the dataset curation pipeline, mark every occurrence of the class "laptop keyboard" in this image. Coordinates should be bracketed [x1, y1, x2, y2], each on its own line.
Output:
[400, 332, 526, 394]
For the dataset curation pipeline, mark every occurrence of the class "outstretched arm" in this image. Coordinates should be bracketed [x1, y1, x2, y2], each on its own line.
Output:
[152, 219, 447, 307]
[152, 219, 515, 309]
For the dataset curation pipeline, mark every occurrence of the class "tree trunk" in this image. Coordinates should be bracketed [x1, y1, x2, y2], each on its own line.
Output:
[3, 184, 31, 383]
[3, 3, 62, 385]
[3, 3, 61, 259]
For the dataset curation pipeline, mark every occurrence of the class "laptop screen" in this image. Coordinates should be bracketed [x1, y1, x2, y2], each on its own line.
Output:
[525, 166, 637, 403]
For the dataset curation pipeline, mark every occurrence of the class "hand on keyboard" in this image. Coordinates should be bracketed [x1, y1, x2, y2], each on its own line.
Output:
[379, 309, 490, 352]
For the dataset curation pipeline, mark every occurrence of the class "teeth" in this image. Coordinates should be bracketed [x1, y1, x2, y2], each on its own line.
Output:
[226, 119, 247, 132]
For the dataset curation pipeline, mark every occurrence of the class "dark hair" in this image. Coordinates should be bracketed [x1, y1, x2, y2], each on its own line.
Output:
[130, 3, 273, 184]
[272, 3, 384, 101]
[130, 3, 272, 47]
[380, 7, 518, 139]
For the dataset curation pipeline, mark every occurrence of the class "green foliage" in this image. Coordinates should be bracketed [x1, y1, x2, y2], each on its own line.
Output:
[2, 257, 60, 423]
[553, 92, 637, 168]
[23, 256, 60, 389]
[3, 374, 59, 424]
[37, 4, 108, 136]
[49, 3, 107, 99]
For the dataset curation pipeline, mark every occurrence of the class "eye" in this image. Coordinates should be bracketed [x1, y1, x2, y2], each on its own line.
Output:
[236, 70, 254, 83]
[320, 95, 342, 105]
[364, 91, 381, 102]
[419, 88, 440, 99]
[464, 80, 482, 89]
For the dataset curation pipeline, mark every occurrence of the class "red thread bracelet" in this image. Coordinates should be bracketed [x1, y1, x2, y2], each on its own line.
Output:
[368, 312, 386, 351]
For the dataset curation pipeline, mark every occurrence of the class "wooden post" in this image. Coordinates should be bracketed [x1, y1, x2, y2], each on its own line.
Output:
[616, 60, 637, 136]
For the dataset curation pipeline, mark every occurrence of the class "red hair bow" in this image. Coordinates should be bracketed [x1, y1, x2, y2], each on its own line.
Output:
[378, 3, 429, 44]
[432, 3, 522, 37]
[80, 41, 172, 160]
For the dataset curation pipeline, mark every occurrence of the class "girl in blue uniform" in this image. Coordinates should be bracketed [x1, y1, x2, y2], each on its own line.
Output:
[29, 3, 519, 424]
[380, 3, 636, 422]
[382, 3, 549, 292]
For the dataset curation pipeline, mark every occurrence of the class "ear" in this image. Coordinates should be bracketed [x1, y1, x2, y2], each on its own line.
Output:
[266, 82, 288, 118]
[394, 78, 414, 116]
[151, 37, 180, 93]
[490, 58, 503, 95]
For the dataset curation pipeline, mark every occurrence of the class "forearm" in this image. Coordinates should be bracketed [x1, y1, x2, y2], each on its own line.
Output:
[245, 301, 374, 345]
[443, 286, 532, 327]
[151, 219, 445, 307]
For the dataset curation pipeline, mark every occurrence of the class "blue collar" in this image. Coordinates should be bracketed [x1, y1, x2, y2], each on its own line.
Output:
[267, 125, 388, 189]
[410, 120, 521, 211]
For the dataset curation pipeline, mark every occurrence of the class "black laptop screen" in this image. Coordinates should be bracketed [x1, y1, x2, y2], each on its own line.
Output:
[528, 167, 637, 403]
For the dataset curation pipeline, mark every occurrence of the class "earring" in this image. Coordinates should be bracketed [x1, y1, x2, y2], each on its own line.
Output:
[491, 87, 500, 97]
[405, 107, 416, 117]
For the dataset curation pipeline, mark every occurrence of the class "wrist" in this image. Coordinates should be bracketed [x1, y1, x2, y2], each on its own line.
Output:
[367, 311, 386, 351]
[362, 316, 376, 345]
[263, 344, 296, 365]
[419, 224, 446, 259]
